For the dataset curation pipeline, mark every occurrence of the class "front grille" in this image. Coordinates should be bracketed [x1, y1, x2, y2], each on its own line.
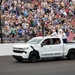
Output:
[18, 48, 24, 49]
[13, 47, 24, 50]
[13, 50, 24, 53]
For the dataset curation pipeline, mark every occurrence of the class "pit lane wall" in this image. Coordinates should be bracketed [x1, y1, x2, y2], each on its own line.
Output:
[0, 43, 21, 56]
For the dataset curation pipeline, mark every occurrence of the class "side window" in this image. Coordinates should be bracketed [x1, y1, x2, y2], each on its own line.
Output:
[42, 39, 50, 45]
[51, 38, 61, 45]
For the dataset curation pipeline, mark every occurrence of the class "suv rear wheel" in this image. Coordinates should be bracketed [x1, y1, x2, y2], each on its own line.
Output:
[67, 50, 75, 60]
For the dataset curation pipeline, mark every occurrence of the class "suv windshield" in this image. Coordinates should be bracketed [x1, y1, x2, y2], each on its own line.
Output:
[27, 38, 43, 44]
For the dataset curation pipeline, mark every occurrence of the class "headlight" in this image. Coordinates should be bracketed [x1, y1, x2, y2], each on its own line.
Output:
[13, 47, 17, 49]
[23, 47, 29, 50]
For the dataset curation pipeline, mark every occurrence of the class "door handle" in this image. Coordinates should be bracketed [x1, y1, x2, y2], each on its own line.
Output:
[60, 46, 63, 47]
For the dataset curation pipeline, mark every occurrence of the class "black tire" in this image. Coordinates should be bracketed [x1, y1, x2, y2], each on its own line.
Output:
[29, 52, 38, 63]
[67, 51, 75, 60]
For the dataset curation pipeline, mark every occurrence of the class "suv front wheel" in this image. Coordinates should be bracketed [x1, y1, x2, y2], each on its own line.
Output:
[29, 52, 38, 63]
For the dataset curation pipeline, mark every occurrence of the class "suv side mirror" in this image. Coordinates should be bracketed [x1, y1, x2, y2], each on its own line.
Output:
[41, 43, 45, 47]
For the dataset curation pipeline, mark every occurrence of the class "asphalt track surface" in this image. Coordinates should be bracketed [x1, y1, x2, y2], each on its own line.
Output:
[0, 56, 75, 75]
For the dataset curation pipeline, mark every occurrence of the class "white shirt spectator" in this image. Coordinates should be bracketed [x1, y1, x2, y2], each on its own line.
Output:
[62, 32, 67, 39]
[51, 30, 58, 37]
[59, 30, 67, 39]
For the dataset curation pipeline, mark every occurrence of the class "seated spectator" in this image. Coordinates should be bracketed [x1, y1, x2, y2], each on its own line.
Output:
[18, 27, 23, 38]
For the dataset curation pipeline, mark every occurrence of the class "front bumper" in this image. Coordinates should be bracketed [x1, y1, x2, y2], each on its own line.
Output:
[13, 55, 28, 60]
[12, 51, 29, 59]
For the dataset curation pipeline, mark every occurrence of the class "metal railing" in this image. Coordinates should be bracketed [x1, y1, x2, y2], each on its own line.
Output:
[0, 38, 30, 43]
[0, 37, 75, 43]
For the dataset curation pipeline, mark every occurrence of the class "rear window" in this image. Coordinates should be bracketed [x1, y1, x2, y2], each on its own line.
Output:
[50, 38, 61, 45]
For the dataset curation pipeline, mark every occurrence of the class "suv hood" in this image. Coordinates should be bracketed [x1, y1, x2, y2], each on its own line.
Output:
[13, 43, 35, 48]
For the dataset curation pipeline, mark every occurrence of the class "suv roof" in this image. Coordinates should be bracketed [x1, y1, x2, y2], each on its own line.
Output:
[34, 36, 60, 39]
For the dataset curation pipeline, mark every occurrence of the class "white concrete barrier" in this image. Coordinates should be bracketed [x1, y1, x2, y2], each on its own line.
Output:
[0, 43, 23, 56]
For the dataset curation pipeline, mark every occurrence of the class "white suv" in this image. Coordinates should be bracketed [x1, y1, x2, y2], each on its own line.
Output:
[13, 36, 75, 62]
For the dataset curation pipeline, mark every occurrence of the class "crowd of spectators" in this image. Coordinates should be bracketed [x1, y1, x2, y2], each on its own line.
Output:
[1, 0, 75, 43]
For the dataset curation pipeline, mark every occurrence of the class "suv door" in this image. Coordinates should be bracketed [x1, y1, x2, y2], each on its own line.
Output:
[39, 38, 63, 58]
[39, 38, 52, 58]
[50, 38, 63, 57]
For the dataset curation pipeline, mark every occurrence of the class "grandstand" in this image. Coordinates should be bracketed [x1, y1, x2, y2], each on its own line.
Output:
[0, 0, 75, 43]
